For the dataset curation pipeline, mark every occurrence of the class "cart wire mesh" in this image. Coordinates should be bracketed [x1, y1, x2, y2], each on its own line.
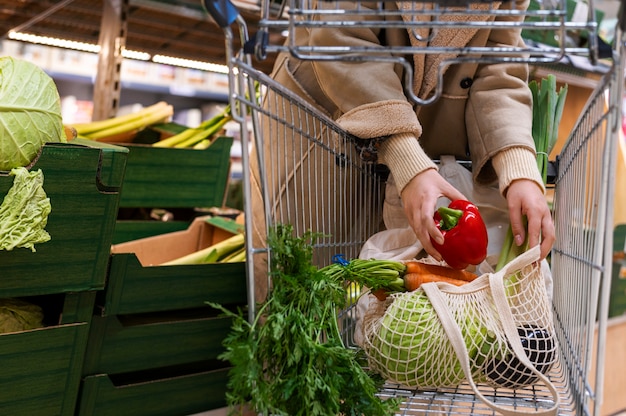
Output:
[202, 0, 625, 414]
[247, 0, 602, 104]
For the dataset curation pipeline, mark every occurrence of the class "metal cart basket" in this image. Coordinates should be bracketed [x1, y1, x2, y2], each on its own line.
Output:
[203, 0, 625, 414]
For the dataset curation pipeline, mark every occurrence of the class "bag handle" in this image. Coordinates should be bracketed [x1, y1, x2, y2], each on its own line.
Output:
[422, 246, 560, 416]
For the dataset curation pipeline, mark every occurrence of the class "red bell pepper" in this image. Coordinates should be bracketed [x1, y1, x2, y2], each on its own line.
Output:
[430, 200, 488, 270]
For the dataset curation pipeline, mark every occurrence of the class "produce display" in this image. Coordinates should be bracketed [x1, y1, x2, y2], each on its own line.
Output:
[72, 101, 174, 143]
[72, 101, 231, 150]
[152, 104, 231, 149]
[161, 232, 245, 265]
[0, 56, 66, 252]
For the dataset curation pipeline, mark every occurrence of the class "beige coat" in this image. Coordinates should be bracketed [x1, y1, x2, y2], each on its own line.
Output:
[250, 0, 542, 301]
[268, 0, 537, 189]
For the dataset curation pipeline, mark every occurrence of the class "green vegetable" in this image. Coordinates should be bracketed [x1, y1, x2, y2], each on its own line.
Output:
[152, 105, 231, 148]
[209, 224, 400, 416]
[368, 290, 487, 388]
[0, 168, 51, 252]
[73, 101, 174, 140]
[0, 298, 44, 334]
[496, 75, 567, 271]
[160, 232, 245, 265]
[0, 56, 65, 171]
[321, 257, 407, 294]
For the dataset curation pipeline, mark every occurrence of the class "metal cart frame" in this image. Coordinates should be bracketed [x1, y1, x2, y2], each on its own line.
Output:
[203, 0, 625, 414]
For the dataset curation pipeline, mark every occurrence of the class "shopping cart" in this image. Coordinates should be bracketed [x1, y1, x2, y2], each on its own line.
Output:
[203, 0, 625, 414]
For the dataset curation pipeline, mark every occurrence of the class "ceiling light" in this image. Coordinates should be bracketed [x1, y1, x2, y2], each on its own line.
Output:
[8, 31, 100, 53]
[152, 54, 229, 73]
[121, 49, 151, 61]
[7, 31, 228, 73]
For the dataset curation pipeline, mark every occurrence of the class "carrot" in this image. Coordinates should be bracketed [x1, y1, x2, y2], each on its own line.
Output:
[404, 261, 477, 282]
[403, 273, 469, 291]
[371, 288, 388, 301]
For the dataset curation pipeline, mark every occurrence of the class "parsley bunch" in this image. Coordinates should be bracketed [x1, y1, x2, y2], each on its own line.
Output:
[210, 224, 399, 415]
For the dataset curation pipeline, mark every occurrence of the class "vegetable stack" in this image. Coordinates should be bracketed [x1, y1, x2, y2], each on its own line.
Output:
[209, 225, 400, 416]
[72, 101, 174, 142]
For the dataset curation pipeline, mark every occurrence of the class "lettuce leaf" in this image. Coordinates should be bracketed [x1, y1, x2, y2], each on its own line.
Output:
[0, 167, 51, 252]
[0, 56, 65, 171]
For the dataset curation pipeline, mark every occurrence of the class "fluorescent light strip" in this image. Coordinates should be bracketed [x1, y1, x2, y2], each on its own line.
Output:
[7, 31, 228, 73]
[9, 31, 100, 53]
[122, 49, 151, 61]
[152, 54, 228, 74]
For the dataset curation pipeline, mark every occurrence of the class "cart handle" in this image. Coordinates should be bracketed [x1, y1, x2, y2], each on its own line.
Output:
[202, 0, 239, 28]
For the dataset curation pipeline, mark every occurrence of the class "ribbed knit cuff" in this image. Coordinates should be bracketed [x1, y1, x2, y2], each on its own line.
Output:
[378, 132, 437, 193]
[492, 147, 545, 195]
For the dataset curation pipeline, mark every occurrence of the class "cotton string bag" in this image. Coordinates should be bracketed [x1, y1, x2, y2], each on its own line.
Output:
[361, 246, 560, 415]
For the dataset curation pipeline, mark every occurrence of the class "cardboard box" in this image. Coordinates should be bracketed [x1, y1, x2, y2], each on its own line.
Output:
[100, 216, 247, 315]
[116, 136, 232, 208]
[0, 139, 128, 296]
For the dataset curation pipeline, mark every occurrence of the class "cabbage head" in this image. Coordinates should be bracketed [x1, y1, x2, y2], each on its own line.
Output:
[0, 56, 65, 171]
[366, 290, 487, 388]
[0, 298, 44, 334]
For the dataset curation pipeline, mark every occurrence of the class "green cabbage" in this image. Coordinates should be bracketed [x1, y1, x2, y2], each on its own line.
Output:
[0, 57, 64, 251]
[367, 291, 487, 388]
[0, 56, 65, 171]
[0, 298, 44, 334]
[0, 167, 51, 251]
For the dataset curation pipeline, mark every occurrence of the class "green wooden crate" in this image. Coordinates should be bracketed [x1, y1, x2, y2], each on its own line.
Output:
[0, 291, 96, 416]
[0, 140, 128, 296]
[102, 217, 247, 315]
[102, 256, 246, 315]
[117, 136, 233, 208]
[111, 220, 191, 244]
[83, 309, 232, 375]
[77, 366, 229, 416]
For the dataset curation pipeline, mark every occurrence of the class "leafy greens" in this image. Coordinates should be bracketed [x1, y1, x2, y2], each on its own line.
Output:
[0, 168, 51, 252]
[209, 224, 400, 416]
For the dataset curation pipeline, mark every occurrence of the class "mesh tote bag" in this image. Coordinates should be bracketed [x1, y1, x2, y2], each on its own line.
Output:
[361, 246, 560, 415]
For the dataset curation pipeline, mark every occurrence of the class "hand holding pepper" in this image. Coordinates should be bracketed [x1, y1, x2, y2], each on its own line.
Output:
[430, 200, 489, 270]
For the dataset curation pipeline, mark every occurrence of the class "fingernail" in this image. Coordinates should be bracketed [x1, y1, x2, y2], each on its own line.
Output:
[515, 235, 523, 246]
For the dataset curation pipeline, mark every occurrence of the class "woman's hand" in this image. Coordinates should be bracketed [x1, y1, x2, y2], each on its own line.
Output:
[505, 179, 555, 260]
[400, 168, 466, 260]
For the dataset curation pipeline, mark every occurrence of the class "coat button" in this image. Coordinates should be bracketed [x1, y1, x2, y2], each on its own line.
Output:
[460, 77, 473, 89]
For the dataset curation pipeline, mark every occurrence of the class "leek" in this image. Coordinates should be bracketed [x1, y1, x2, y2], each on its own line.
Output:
[160, 232, 244, 265]
[153, 105, 231, 148]
[496, 75, 567, 271]
[72, 101, 173, 138]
